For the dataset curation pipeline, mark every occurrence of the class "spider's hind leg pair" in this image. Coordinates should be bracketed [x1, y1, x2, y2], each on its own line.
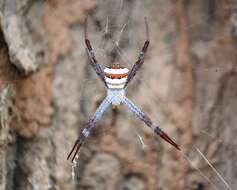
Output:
[67, 17, 180, 162]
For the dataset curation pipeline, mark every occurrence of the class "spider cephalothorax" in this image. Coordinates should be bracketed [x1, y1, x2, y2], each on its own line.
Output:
[67, 17, 180, 162]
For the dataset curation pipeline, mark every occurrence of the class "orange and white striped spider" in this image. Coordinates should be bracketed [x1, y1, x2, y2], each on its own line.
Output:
[67, 17, 180, 162]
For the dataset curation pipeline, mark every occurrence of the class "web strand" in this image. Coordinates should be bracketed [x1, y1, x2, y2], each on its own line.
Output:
[194, 146, 233, 190]
[179, 151, 220, 190]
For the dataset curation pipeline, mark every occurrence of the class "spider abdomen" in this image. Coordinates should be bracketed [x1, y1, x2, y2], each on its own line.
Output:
[104, 66, 129, 89]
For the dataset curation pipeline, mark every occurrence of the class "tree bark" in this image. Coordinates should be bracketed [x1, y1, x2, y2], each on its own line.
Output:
[0, 0, 236, 190]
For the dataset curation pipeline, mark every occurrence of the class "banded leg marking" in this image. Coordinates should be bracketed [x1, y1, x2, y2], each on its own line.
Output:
[67, 96, 111, 162]
[122, 97, 180, 150]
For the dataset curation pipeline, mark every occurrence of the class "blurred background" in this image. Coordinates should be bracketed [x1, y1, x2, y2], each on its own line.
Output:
[0, 0, 237, 189]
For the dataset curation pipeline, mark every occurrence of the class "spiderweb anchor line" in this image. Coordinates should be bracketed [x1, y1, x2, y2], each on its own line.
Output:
[135, 132, 146, 149]
[194, 146, 233, 190]
[178, 143, 234, 190]
[113, 40, 132, 65]
[116, 21, 128, 47]
[113, 21, 133, 65]
[179, 150, 220, 190]
[105, 16, 109, 35]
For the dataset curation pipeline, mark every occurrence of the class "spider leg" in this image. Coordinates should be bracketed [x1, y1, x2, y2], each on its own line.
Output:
[67, 96, 111, 162]
[84, 17, 108, 88]
[125, 17, 150, 87]
[67, 139, 80, 160]
[122, 97, 180, 150]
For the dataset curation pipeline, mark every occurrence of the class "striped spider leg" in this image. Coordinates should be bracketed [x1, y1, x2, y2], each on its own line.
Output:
[124, 17, 150, 87]
[67, 96, 111, 162]
[122, 97, 180, 150]
[85, 17, 108, 88]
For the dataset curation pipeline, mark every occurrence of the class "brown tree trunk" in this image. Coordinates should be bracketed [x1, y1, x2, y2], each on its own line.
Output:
[0, 0, 236, 190]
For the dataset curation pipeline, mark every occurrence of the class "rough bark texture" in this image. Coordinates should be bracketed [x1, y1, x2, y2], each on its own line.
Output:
[0, 0, 237, 190]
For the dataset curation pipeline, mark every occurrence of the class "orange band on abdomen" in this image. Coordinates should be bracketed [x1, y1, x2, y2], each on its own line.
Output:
[104, 72, 128, 78]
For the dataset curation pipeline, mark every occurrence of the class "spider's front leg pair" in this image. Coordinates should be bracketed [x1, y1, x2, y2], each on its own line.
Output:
[84, 17, 149, 89]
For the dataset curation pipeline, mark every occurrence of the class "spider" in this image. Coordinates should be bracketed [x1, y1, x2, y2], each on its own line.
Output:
[67, 17, 180, 162]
